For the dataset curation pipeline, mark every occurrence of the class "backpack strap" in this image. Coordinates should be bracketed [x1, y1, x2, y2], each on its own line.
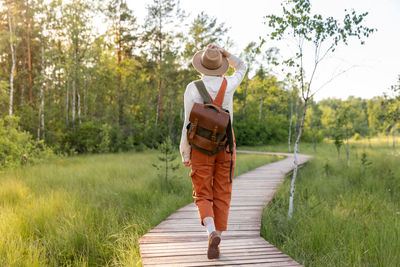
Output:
[194, 78, 227, 106]
[194, 80, 213, 104]
[214, 78, 227, 107]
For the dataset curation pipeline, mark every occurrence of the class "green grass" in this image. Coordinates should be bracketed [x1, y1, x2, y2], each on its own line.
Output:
[0, 148, 279, 266]
[260, 138, 400, 266]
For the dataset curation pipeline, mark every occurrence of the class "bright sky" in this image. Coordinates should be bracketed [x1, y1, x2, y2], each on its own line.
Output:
[129, 0, 400, 101]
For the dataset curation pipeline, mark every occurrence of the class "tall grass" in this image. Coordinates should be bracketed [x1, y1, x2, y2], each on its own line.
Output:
[0, 148, 279, 266]
[261, 139, 400, 266]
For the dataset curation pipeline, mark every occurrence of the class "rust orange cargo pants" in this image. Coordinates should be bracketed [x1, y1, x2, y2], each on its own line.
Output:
[189, 134, 236, 231]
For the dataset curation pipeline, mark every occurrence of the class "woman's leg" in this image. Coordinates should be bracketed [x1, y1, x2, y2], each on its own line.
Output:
[212, 143, 236, 231]
[203, 216, 216, 237]
[190, 147, 216, 227]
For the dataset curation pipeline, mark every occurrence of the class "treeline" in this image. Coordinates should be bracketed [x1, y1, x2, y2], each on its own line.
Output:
[0, 0, 399, 163]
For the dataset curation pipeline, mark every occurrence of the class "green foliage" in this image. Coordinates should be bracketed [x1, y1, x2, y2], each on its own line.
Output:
[0, 0, 392, 164]
[98, 123, 112, 153]
[353, 132, 361, 140]
[266, 0, 375, 52]
[234, 120, 287, 146]
[152, 136, 180, 192]
[0, 147, 279, 265]
[61, 118, 152, 154]
[360, 152, 371, 168]
[0, 116, 54, 170]
[62, 120, 102, 154]
[183, 11, 228, 62]
[261, 140, 400, 266]
[333, 131, 343, 158]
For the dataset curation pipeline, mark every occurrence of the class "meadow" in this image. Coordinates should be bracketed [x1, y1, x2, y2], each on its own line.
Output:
[0, 148, 279, 266]
[260, 137, 400, 267]
[1, 137, 399, 266]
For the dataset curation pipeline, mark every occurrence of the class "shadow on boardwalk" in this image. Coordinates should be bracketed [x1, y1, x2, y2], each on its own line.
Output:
[139, 150, 312, 266]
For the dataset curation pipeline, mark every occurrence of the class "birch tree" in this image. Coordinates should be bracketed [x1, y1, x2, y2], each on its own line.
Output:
[36, 0, 48, 140]
[384, 76, 400, 156]
[287, 81, 299, 152]
[264, 0, 375, 218]
[63, 0, 94, 123]
[7, 0, 16, 117]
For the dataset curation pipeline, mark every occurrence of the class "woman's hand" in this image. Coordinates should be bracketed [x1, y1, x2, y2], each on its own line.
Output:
[207, 44, 230, 58]
[184, 161, 192, 167]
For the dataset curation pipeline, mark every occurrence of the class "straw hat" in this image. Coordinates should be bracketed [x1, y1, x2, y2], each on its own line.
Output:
[192, 47, 229, 76]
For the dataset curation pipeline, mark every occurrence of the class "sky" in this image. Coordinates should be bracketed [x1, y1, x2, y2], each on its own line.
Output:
[128, 0, 400, 101]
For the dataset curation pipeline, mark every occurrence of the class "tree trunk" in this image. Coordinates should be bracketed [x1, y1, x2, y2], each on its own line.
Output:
[288, 98, 308, 219]
[156, 11, 163, 125]
[346, 128, 350, 167]
[258, 97, 264, 121]
[26, 2, 33, 103]
[156, 79, 162, 124]
[38, 34, 45, 140]
[288, 99, 293, 152]
[77, 81, 81, 124]
[293, 97, 298, 145]
[21, 83, 25, 107]
[7, 5, 16, 118]
[66, 79, 69, 124]
[58, 42, 63, 122]
[72, 79, 76, 121]
[84, 78, 88, 116]
[118, 40, 123, 125]
[393, 121, 396, 156]
[168, 89, 176, 138]
[145, 85, 152, 124]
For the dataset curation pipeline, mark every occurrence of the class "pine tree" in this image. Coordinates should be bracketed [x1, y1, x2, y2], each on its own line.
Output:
[152, 136, 180, 192]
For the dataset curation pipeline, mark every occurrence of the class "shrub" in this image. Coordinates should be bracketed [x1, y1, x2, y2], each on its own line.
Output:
[234, 119, 287, 146]
[62, 120, 102, 153]
[0, 116, 54, 170]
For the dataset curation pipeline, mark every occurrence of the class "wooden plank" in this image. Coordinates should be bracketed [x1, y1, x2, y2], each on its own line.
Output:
[144, 260, 299, 267]
[150, 225, 260, 232]
[142, 254, 300, 265]
[140, 238, 269, 249]
[141, 246, 282, 255]
[138, 152, 311, 266]
[141, 250, 286, 258]
[139, 235, 262, 244]
[140, 244, 277, 254]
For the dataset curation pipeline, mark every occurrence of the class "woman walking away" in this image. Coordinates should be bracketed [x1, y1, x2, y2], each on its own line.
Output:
[179, 43, 246, 259]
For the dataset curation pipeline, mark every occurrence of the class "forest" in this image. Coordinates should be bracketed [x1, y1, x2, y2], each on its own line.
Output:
[1, 0, 399, 169]
[1, 0, 400, 266]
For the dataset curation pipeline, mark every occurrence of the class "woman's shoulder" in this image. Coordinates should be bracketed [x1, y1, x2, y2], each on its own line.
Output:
[184, 81, 199, 98]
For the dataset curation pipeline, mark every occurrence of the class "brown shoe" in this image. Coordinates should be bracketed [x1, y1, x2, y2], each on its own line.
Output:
[207, 231, 221, 259]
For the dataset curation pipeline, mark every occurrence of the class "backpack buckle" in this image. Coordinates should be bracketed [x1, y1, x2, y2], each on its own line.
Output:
[211, 125, 218, 143]
[189, 118, 198, 141]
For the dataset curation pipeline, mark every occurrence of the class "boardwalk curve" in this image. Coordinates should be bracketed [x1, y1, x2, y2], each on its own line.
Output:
[139, 150, 312, 266]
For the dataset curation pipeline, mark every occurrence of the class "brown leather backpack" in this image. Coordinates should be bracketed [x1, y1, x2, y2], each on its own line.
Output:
[186, 77, 235, 182]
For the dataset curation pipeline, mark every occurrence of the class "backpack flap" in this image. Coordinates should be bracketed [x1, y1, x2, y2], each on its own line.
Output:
[189, 103, 230, 135]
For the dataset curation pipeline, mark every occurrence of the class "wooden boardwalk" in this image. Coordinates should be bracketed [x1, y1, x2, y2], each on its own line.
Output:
[139, 150, 312, 266]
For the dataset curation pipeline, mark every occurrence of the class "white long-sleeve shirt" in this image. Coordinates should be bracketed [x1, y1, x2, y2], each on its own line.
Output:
[179, 54, 247, 162]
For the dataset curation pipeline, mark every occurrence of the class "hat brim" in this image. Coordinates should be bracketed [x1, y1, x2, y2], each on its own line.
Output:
[191, 50, 229, 76]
